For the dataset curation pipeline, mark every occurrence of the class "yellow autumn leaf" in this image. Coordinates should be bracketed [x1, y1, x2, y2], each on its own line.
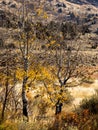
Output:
[26, 91, 34, 100]
[28, 70, 36, 79]
[16, 68, 24, 80]
[47, 86, 54, 93]
[43, 12, 48, 19]
[50, 40, 56, 45]
[36, 8, 43, 16]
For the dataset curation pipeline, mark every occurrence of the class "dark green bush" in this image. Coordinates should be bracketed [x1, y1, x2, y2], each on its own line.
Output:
[80, 95, 98, 114]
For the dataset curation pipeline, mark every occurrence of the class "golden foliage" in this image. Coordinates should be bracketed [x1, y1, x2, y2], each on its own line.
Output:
[16, 68, 25, 81]
[0, 120, 18, 130]
[43, 12, 48, 19]
[36, 8, 43, 16]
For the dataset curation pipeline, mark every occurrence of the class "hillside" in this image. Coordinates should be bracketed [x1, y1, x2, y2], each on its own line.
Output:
[0, 0, 98, 21]
[66, 0, 98, 6]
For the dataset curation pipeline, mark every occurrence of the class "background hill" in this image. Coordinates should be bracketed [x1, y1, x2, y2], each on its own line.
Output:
[0, 0, 98, 36]
[0, 0, 98, 21]
[66, 0, 98, 6]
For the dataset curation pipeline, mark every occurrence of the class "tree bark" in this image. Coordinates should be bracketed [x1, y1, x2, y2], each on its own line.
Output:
[22, 56, 29, 121]
[1, 79, 8, 121]
[55, 99, 63, 115]
[1, 59, 9, 122]
[22, 76, 29, 121]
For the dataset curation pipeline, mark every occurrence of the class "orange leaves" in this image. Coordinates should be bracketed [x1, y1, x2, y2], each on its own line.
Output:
[47, 40, 61, 49]
[50, 40, 56, 45]
[82, 109, 89, 117]
[26, 91, 34, 101]
[61, 109, 90, 127]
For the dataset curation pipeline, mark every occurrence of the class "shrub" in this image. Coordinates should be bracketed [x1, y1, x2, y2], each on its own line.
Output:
[5, 43, 16, 49]
[80, 95, 98, 114]
[0, 121, 18, 130]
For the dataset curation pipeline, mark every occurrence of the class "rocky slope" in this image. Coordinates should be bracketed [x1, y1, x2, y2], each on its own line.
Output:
[0, 0, 98, 22]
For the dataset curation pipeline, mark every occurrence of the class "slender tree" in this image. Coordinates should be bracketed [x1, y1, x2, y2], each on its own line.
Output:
[17, 0, 35, 121]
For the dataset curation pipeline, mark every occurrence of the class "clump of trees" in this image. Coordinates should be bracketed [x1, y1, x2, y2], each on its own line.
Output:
[61, 22, 78, 39]
[0, 1, 98, 129]
[80, 24, 91, 35]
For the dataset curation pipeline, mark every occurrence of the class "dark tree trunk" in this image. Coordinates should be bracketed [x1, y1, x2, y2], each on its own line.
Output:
[1, 80, 8, 121]
[55, 99, 63, 115]
[22, 76, 29, 122]
[55, 83, 63, 115]
[54, 99, 63, 130]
